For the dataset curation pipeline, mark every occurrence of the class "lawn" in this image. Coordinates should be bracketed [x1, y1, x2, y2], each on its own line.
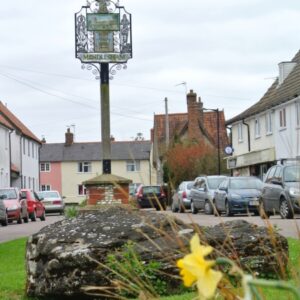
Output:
[0, 237, 299, 300]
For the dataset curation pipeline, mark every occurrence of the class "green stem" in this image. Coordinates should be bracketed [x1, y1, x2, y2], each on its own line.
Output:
[249, 279, 300, 299]
[216, 257, 244, 277]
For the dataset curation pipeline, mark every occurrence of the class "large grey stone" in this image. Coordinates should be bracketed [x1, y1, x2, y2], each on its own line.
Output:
[26, 206, 288, 299]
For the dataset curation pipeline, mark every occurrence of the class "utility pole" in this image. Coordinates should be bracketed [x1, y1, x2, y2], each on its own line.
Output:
[165, 97, 169, 148]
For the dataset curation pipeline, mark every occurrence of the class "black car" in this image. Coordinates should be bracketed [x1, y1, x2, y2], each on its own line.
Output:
[135, 185, 167, 210]
[260, 164, 300, 219]
[214, 176, 263, 216]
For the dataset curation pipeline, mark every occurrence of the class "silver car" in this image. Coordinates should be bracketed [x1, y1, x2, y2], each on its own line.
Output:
[171, 181, 194, 212]
[189, 176, 227, 214]
[37, 190, 65, 214]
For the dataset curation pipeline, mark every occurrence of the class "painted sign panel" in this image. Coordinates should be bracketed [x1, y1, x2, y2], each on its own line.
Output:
[87, 13, 120, 31]
[94, 31, 114, 52]
[77, 52, 131, 63]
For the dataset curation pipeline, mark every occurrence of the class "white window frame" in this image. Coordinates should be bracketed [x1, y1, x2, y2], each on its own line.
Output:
[28, 140, 31, 157]
[78, 184, 87, 196]
[40, 162, 51, 172]
[23, 139, 26, 155]
[41, 184, 51, 191]
[237, 123, 243, 142]
[4, 131, 8, 150]
[78, 162, 92, 173]
[279, 107, 287, 129]
[126, 160, 140, 172]
[254, 117, 261, 138]
[265, 111, 273, 135]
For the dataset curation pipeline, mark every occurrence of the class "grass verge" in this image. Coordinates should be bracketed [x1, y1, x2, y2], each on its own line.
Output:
[0, 237, 299, 300]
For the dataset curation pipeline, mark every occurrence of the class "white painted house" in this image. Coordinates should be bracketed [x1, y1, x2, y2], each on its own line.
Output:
[226, 50, 300, 179]
[0, 102, 41, 189]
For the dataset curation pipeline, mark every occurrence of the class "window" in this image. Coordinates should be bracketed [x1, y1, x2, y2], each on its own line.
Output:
[28, 141, 31, 157]
[254, 117, 261, 138]
[78, 162, 91, 173]
[279, 108, 286, 128]
[4, 131, 8, 150]
[238, 123, 243, 142]
[32, 143, 34, 158]
[296, 102, 300, 127]
[78, 185, 87, 196]
[40, 162, 51, 172]
[23, 176, 26, 188]
[265, 166, 277, 183]
[265, 112, 272, 134]
[41, 184, 51, 191]
[126, 160, 140, 172]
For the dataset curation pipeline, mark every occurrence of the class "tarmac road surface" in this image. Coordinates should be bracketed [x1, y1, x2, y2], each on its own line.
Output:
[0, 214, 64, 243]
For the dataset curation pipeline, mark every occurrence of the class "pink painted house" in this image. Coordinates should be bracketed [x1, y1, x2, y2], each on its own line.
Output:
[39, 161, 62, 194]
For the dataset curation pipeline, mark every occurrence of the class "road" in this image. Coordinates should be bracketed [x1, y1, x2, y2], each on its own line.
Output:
[161, 210, 300, 239]
[0, 214, 63, 243]
[0, 210, 299, 244]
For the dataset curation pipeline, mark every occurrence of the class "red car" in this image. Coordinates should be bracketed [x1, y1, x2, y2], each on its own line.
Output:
[0, 187, 28, 224]
[20, 189, 46, 221]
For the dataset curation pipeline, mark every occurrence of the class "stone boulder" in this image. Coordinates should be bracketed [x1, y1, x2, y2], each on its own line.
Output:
[26, 206, 288, 299]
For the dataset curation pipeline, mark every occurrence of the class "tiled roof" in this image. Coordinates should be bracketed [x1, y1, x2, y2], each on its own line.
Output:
[153, 111, 228, 149]
[226, 50, 300, 125]
[40, 141, 152, 162]
[0, 114, 13, 130]
[0, 101, 41, 143]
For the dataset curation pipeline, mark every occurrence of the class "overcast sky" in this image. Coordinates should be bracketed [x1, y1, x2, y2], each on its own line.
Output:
[0, 0, 299, 143]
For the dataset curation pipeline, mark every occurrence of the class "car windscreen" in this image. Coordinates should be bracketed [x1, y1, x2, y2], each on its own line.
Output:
[0, 189, 17, 200]
[229, 178, 262, 190]
[207, 178, 226, 189]
[39, 191, 59, 198]
[284, 166, 300, 182]
[186, 182, 194, 189]
[143, 186, 160, 194]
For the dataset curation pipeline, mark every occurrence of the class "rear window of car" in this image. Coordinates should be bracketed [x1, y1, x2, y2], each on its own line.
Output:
[186, 182, 194, 189]
[39, 191, 60, 198]
[0, 189, 17, 200]
[207, 178, 226, 189]
[284, 166, 300, 182]
[143, 186, 160, 194]
[230, 178, 262, 190]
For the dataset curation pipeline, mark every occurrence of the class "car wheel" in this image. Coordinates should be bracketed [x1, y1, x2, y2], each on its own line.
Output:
[204, 201, 213, 215]
[191, 201, 198, 214]
[30, 210, 37, 222]
[23, 212, 29, 223]
[40, 210, 46, 221]
[279, 198, 294, 219]
[171, 202, 178, 213]
[17, 214, 23, 224]
[1, 214, 8, 226]
[225, 201, 233, 217]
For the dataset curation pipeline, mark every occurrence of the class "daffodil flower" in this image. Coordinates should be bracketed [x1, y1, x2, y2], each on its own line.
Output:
[177, 234, 222, 299]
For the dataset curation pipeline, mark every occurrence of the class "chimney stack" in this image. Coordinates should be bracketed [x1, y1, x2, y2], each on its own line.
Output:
[187, 90, 203, 140]
[65, 128, 74, 146]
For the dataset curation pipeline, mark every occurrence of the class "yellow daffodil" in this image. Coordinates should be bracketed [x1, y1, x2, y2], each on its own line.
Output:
[177, 234, 222, 299]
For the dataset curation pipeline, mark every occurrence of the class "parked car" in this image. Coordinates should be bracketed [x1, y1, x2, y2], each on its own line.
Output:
[37, 190, 65, 214]
[260, 163, 300, 219]
[20, 189, 46, 221]
[0, 200, 8, 226]
[189, 176, 227, 214]
[171, 181, 194, 213]
[0, 187, 28, 224]
[129, 183, 142, 196]
[214, 177, 263, 216]
[135, 185, 167, 210]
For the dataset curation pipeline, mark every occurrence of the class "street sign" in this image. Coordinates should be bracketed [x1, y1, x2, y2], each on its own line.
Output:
[75, 0, 132, 64]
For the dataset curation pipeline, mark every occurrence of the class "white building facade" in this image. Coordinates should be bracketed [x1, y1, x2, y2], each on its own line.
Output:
[0, 121, 11, 188]
[226, 50, 300, 179]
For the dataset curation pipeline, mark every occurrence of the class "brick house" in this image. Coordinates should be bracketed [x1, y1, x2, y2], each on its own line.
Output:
[152, 90, 228, 182]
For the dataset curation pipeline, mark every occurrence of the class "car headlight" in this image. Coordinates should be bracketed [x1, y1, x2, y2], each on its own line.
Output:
[230, 193, 241, 200]
[289, 188, 300, 197]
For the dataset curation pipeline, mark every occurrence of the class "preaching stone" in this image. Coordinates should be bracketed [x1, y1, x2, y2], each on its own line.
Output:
[26, 206, 288, 299]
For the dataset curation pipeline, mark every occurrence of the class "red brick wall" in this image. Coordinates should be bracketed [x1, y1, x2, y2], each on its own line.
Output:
[87, 184, 129, 205]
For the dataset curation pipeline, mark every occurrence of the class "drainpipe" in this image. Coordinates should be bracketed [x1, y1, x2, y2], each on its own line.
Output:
[8, 129, 13, 187]
[20, 136, 23, 188]
[226, 125, 233, 176]
[242, 120, 251, 152]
